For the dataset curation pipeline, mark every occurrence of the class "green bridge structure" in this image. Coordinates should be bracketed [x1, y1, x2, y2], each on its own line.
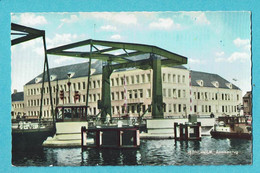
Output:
[47, 39, 188, 122]
[11, 22, 188, 123]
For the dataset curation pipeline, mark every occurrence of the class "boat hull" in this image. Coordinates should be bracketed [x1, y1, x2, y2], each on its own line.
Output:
[210, 130, 251, 140]
[12, 127, 55, 151]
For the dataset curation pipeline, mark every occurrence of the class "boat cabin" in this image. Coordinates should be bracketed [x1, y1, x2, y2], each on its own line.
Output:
[55, 105, 88, 122]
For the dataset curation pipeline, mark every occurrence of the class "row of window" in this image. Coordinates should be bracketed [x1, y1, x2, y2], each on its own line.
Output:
[163, 88, 186, 98]
[27, 80, 102, 96]
[27, 110, 51, 117]
[111, 73, 151, 87]
[193, 92, 239, 101]
[162, 73, 186, 84]
[26, 103, 239, 118]
[192, 105, 238, 113]
[12, 103, 24, 109]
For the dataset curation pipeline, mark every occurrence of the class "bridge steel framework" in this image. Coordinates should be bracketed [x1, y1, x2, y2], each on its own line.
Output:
[47, 39, 188, 122]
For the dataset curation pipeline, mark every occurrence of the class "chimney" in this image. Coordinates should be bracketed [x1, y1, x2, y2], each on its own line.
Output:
[14, 89, 17, 94]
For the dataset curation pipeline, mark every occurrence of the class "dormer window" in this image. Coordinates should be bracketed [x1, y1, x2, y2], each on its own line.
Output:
[35, 77, 42, 83]
[196, 80, 204, 87]
[226, 83, 232, 89]
[50, 75, 57, 81]
[67, 72, 75, 78]
[211, 81, 219, 88]
[90, 68, 96, 75]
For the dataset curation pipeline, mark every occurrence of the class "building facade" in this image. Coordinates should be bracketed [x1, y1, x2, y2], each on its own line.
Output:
[11, 90, 25, 119]
[12, 61, 242, 119]
[243, 91, 252, 116]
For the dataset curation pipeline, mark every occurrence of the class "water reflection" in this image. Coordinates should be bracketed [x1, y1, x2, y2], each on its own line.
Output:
[12, 137, 252, 166]
[81, 148, 140, 166]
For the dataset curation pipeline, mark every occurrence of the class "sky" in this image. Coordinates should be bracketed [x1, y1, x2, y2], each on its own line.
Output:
[11, 11, 251, 95]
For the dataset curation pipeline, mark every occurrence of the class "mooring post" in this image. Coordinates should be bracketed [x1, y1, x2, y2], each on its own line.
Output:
[174, 123, 178, 140]
[180, 124, 183, 140]
[185, 124, 189, 140]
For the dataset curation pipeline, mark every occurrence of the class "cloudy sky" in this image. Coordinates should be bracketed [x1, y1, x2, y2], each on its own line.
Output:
[11, 12, 251, 95]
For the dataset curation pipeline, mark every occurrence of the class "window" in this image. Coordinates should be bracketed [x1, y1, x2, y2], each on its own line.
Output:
[121, 77, 124, 86]
[178, 90, 181, 98]
[115, 78, 119, 86]
[147, 89, 151, 98]
[139, 89, 143, 98]
[148, 105, 151, 112]
[168, 89, 171, 97]
[121, 91, 124, 100]
[173, 89, 176, 98]
[163, 73, 166, 82]
[182, 75, 185, 83]
[194, 105, 197, 113]
[168, 104, 172, 112]
[136, 75, 140, 83]
[111, 92, 114, 100]
[163, 88, 166, 97]
[168, 74, 171, 83]
[141, 74, 145, 83]
[83, 95, 86, 102]
[83, 82, 86, 89]
[147, 74, 151, 82]
[134, 90, 138, 98]
[131, 105, 135, 113]
[116, 92, 119, 100]
[78, 82, 81, 90]
[142, 105, 146, 112]
[183, 90, 186, 98]
[97, 80, 100, 88]
[131, 76, 134, 84]
[94, 107, 96, 115]
[173, 74, 176, 83]
[178, 104, 182, 112]
[177, 75, 180, 83]
[111, 79, 114, 86]
[128, 90, 132, 99]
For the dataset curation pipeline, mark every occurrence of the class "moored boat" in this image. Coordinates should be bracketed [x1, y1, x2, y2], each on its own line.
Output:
[210, 116, 252, 140]
[12, 120, 55, 151]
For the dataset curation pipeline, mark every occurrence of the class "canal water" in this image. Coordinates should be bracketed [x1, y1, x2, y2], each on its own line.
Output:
[12, 137, 252, 166]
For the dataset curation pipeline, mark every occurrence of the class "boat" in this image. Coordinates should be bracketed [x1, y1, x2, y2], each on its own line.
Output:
[12, 119, 56, 151]
[210, 116, 252, 140]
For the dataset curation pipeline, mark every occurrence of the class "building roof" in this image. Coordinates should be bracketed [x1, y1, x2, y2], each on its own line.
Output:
[11, 92, 24, 102]
[26, 61, 102, 85]
[25, 61, 239, 90]
[243, 91, 252, 98]
[190, 70, 240, 90]
[26, 60, 186, 85]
